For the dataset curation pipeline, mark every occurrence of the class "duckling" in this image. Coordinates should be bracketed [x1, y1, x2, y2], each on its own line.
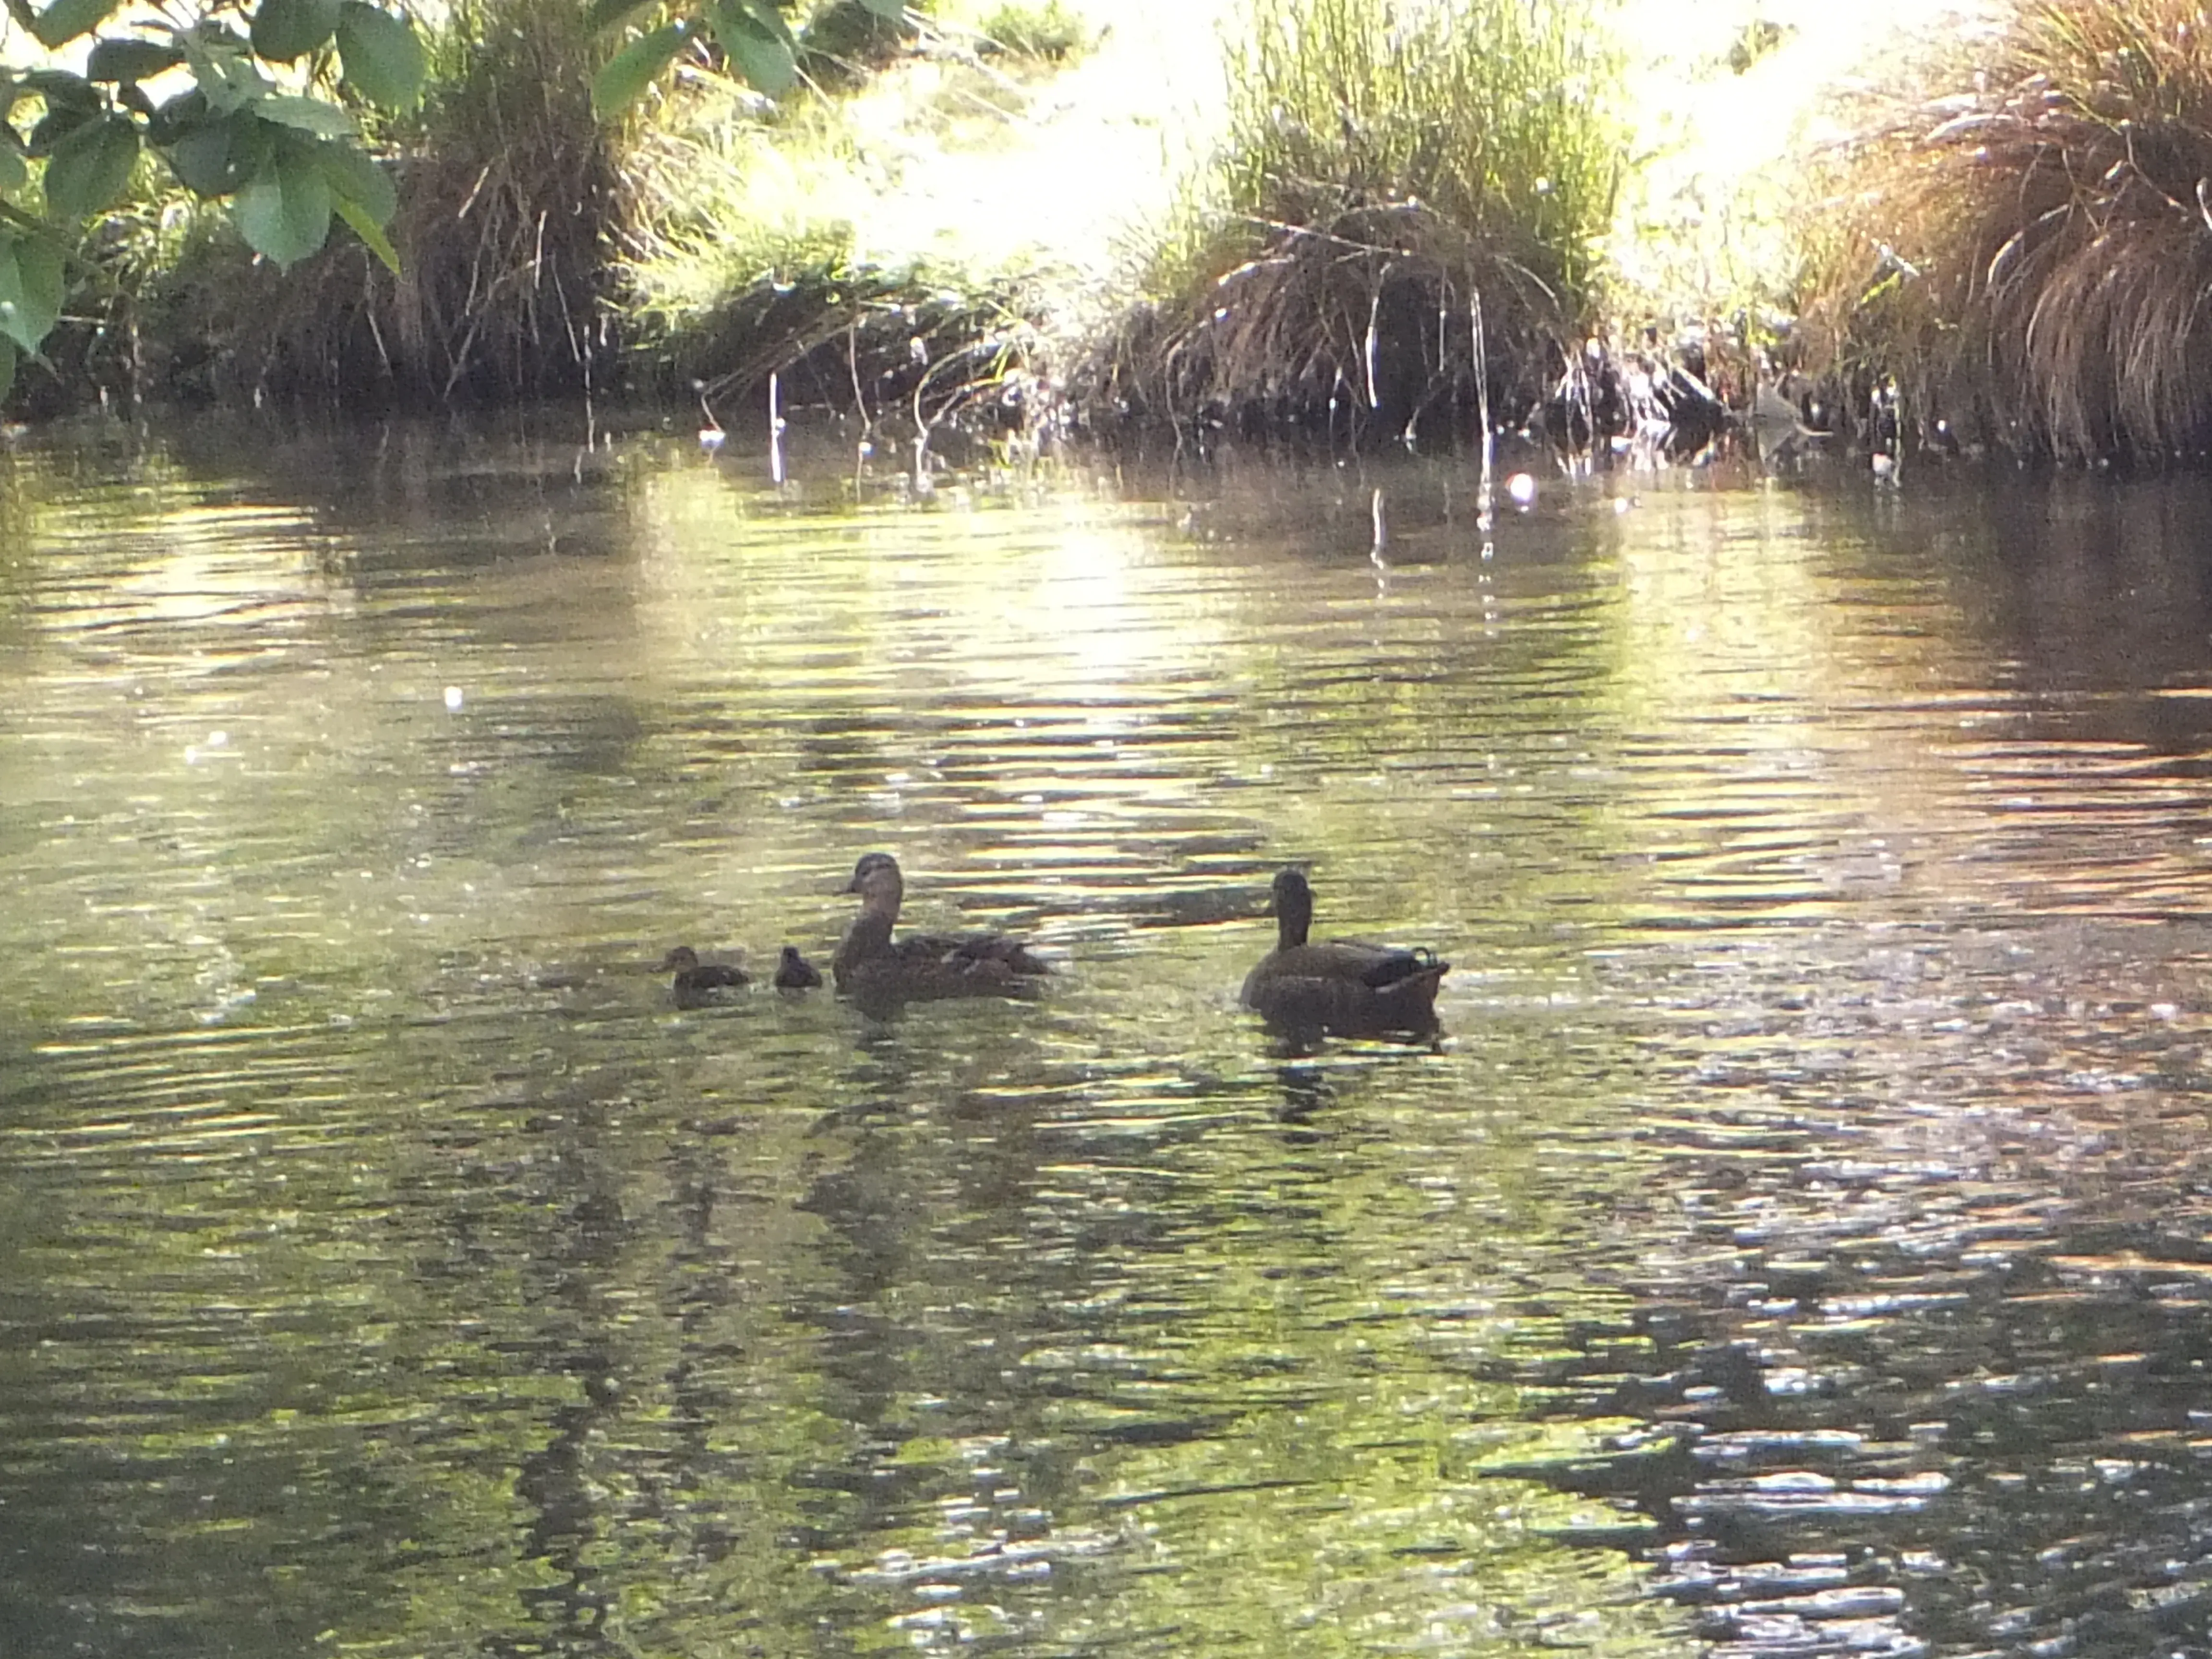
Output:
[1239, 868, 1447, 1037]
[832, 852, 1051, 1004]
[773, 945, 823, 990]
[661, 945, 748, 1006]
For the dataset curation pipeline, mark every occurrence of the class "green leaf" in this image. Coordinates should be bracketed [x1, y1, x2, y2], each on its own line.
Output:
[27, 0, 120, 49]
[26, 103, 98, 157]
[334, 3, 424, 111]
[251, 0, 341, 62]
[144, 86, 208, 144]
[182, 31, 275, 116]
[86, 39, 186, 84]
[258, 93, 357, 137]
[0, 144, 24, 194]
[0, 232, 65, 351]
[590, 21, 685, 117]
[855, 0, 904, 21]
[727, 0, 795, 48]
[710, 1, 795, 94]
[333, 192, 397, 275]
[584, 0, 659, 31]
[306, 132, 394, 222]
[168, 117, 269, 197]
[20, 69, 100, 111]
[0, 339, 16, 406]
[41, 114, 139, 222]
[234, 144, 331, 266]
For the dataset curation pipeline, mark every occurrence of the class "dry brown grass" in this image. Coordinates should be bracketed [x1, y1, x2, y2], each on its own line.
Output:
[1801, 0, 2212, 463]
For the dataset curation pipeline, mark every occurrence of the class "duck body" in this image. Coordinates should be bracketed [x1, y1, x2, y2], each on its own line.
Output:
[774, 946, 823, 990]
[1239, 869, 1447, 1038]
[662, 945, 748, 1006]
[833, 853, 1050, 1006]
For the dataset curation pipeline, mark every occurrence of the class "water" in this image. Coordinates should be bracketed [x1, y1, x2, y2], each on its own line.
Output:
[6, 415, 2212, 1659]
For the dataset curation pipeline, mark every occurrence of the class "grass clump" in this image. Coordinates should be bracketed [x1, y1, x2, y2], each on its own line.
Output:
[1096, 0, 1624, 445]
[148, 0, 623, 406]
[975, 0, 1091, 60]
[1801, 0, 2212, 464]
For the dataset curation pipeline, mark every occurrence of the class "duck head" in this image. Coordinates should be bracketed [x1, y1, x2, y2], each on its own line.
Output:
[843, 852, 905, 912]
[661, 945, 701, 972]
[1270, 868, 1314, 950]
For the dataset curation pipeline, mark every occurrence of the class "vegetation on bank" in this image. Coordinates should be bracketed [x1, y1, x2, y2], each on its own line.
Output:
[1798, 0, 2212, 465]
[1087, 0, 1624, 446]
[15, 0, 2212, 468]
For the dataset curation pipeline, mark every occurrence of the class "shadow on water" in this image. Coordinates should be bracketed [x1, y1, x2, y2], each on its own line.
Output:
[7, 416, 2212, 1655]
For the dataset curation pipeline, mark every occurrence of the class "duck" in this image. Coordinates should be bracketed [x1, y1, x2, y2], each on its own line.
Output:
[1239, 868, 1448, 1037]
[832, 852, 1051, 1005]
[773, 945, 823, 990]
[661, 945, 748, 1006]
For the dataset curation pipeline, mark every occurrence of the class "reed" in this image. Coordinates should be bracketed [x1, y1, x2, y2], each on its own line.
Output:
[1801, 0, 2212, 463]
[1095, 0, 1623, 444]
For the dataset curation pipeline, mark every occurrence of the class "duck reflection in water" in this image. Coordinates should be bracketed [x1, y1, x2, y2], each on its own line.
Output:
[1240, 868, 1448, 1042]
[832, 852, 1051, 1012]
[661, 945, 748, 1007]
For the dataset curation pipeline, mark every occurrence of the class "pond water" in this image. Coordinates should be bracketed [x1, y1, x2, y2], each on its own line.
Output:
[6, 412, 2212, 1659]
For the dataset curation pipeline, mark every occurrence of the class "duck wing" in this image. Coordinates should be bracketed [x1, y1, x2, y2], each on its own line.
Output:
[1241, 941, 1448, 1036]
[901, 931, 1051, 978]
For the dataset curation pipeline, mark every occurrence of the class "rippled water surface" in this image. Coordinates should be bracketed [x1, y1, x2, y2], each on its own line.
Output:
[8, 415, 2212, 1659]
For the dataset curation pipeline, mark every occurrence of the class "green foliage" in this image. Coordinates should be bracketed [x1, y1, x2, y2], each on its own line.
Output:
[334, 0, 426, 109]
[0, 0, 424, 378]
[252, 0, 342, 63]
[0, 232, 67, 351]
[587, 0, 909, 115]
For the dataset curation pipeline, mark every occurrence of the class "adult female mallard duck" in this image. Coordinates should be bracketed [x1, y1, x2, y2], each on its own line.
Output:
[832, 852, 1050, 1005]
[661, 945, 748, 1006]
[1240, 868, 1447, 1037]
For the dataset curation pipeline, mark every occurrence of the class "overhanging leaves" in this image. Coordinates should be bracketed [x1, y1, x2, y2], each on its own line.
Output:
[42, 114, 140, 221]
[251, 0, 342, 62]
[27, 0, 120, 49]
[334, 2, 425, 110]
[710, 0, 796, 95]
[591, 21, 686, 117]
[0, 232, 66, 352]
[234, 141, 332, 266]
[86, 39, 186, 84]
[259, 92, 358, 138]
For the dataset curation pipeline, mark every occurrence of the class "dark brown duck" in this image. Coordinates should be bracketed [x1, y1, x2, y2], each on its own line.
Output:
[1239, 868, 1447, 1037]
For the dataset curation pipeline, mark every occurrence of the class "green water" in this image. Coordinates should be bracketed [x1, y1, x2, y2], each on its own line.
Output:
[5, 414, 2212, 1658]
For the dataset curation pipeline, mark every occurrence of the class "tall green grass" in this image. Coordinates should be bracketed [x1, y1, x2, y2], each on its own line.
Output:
[1801, 0, 2212, 463]
[1103, 0, 1623, 442]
